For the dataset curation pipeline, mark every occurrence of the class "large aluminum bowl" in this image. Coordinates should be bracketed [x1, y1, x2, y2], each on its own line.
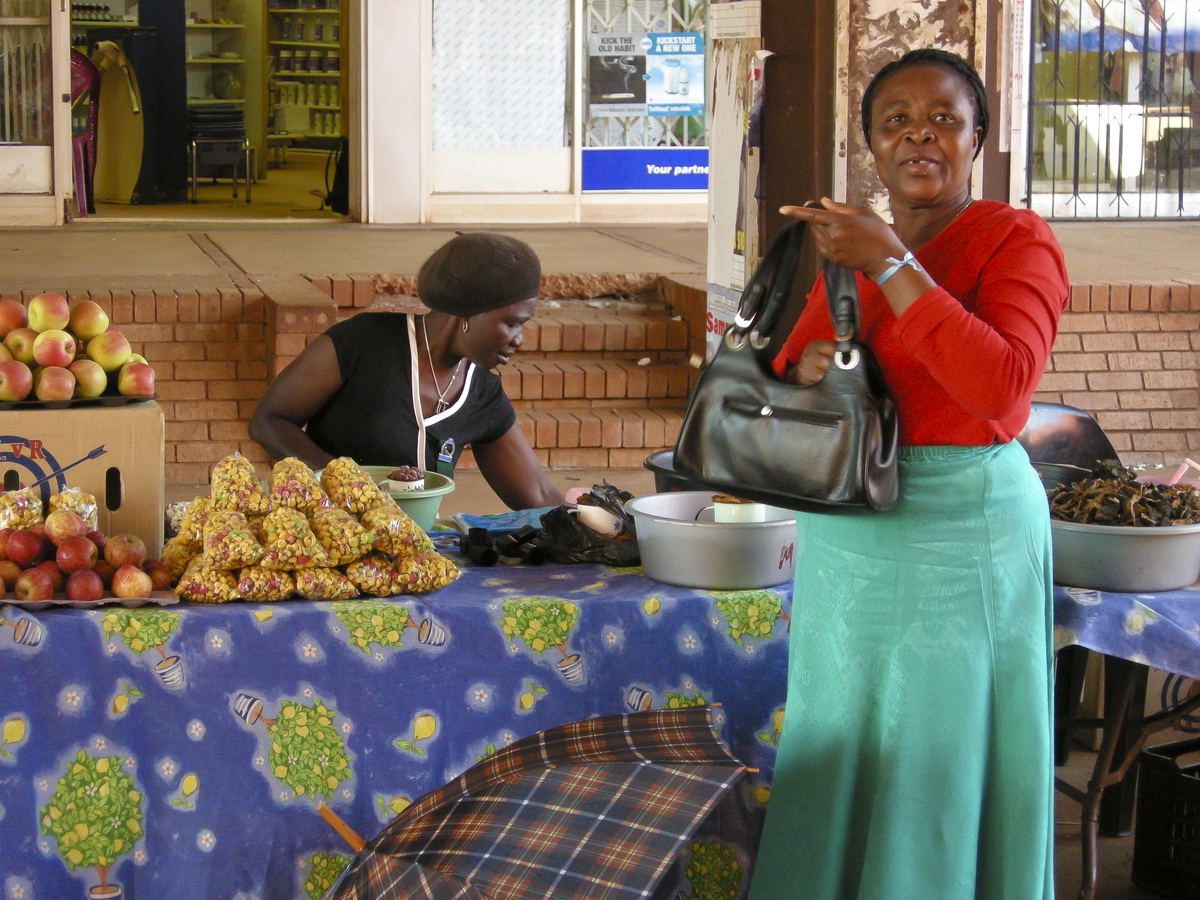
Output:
[624, 491, 796, 590]
[1051, 518, 1200, 592]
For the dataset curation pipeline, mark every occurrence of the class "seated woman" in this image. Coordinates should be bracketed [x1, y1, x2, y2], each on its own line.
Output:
[249, 232, 567, 511]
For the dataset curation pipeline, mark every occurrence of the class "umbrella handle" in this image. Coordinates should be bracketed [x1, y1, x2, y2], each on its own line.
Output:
[317, 803, 366, 851]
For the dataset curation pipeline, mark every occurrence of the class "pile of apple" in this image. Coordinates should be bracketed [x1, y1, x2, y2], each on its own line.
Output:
[0, 292, 156, 403]
[0, 510, 173, 603]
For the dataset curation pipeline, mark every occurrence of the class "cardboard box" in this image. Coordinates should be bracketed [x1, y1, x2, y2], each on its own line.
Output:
[273, 104, 310, 134]
[0, 402, 165, 555]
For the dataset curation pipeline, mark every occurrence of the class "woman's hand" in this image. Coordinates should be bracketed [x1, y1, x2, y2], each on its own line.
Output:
[783, 339, 837, 386]
[779, 198, 906, 280]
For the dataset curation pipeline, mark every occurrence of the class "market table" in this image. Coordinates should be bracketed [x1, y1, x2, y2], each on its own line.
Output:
[1052, 583, 1200, 900]
[0, 557, 792, 900]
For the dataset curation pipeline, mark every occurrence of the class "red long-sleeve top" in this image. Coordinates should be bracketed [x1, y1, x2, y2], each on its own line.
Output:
[771, 200, 1070, 446]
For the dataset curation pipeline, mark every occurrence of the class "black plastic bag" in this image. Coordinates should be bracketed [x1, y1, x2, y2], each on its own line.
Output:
[533, 506, 640, 567]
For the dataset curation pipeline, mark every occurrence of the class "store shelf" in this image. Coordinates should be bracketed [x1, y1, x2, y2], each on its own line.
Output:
[188, 98, 247, 105]
[269, 40, 338, 48]
[275, 69, 340, 77]
[267, 7, 340, 13]
[186, 23, 245, 29]
[186, 57, 246, 64]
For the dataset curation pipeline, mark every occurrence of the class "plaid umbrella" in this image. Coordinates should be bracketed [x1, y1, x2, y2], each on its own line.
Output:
[325, 705, 749, 900]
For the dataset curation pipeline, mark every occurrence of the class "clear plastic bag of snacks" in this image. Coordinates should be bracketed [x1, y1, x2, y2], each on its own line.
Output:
[0, 488, 43, 530]
[160, 535, 200, 579]
[258, 507, 329, 570]
[48, 488, 99, 531]
[202, 509, 264, 570]
[268, 457, 330, 512]
[344, 553, 397, 597]
[236, 565, 297, 603]
[209, 453, 272, 514]
[392, 549, 460, 595]
[309, 507, 378, 566]
[176, 497, 210, 548]
[321, 457, 387, 515]
[175, 557, 241, 603]
[293, 566, 359, 601]
[360, 505, 433, 558]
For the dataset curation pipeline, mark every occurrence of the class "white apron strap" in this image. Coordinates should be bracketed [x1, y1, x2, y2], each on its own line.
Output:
[407, 315, 427, 469]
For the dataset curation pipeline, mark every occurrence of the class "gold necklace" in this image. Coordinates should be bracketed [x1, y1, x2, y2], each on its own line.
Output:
[421, 317, 463, 413]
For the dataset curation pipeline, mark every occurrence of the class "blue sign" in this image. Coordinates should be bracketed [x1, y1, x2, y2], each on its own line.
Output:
[582, 148, 708, 192]
[645, 32, 704, 117]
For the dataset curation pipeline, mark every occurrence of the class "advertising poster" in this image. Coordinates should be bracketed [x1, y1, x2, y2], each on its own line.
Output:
[645, 32, 704, 117]
[587, 33, 647, 118]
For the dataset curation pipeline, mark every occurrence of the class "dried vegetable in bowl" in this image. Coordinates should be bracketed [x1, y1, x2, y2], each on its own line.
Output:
[176, 557, 241, 603]
[210, 453, 272, 514]
[48, 488, 99, 530]
[236, 565, 297, 603]
[309, 507, 378, 566]
[258, 507, 329, 570]
[268, 457, 330, 512]
[393, 549, 460, 594]
[160, 535, 200, 579]
[322, 456, 387, 514]
[0, 488, 42, 530]
[1048, 461, 1200, 526]
[361, 505, 434, 557]
[294, 566, 359, 601]
[202, 510, 264, 569]
[176, 497, 210, 546]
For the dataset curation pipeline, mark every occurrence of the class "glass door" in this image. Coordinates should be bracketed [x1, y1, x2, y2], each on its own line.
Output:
[0, 0, 70, 224]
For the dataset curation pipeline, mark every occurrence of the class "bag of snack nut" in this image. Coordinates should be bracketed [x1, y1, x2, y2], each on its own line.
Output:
[160, 535, 200, 579]
[268, 457, 330, 512]
[309, 507, 378, 566]
[209, 453, 272, 514]
[202, 509, 264, 570]
[236, 565, 297, 603]
[175, 497, 210, 548]
[258, 507, 329, 570]
[0, 487, 43, 530]
[360, 506, 434, 558]
[321, 456, 387, 515]
[175, 557, 241, 603]
[344, 553, 397, 597]
[293, 566, 360, 601]
[48, 487, 99, 531]
[392, 549, 461, 595]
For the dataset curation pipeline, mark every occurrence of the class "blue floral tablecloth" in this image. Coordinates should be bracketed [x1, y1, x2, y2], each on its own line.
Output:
[0, 560, 792, 900]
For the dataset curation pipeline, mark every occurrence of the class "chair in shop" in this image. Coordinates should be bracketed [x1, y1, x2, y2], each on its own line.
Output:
[186, 104, 253, 203]
[69, 48, 101, 217]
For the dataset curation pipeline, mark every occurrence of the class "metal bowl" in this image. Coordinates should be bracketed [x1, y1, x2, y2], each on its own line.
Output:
[1050, 518, 1200, 592]
[624, 491, 796, 590]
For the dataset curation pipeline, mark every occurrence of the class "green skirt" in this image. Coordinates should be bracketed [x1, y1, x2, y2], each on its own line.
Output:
[748, 442, 1054, 900]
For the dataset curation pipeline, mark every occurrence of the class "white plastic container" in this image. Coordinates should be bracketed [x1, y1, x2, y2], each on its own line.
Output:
[1051, 519, 1200, 592]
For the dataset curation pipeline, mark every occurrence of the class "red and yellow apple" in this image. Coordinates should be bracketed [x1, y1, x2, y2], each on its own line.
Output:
[104, 533, 147, 569]
[34, 559, 66, 593]
[111, 564, 152, 599]
[32, 366, 76, 402]
[44, 508, 88, 546]
[65, 568, 104, 603]
[143, 559, 174, 591]
[5, 531, 49, 568]
[0, 360, 33, 401]
[14, 567, 55, 602]
[0, 298, 28, 338]
[92, 559, 116, 589]
[3, 327, 38, 365]
[116, 361, 155, 397]
[68, 357, 107, 398]
[67, 299, 110, 341]
[0, 560, 21, 590]
[86, 331, 132, 373]
[56, 535, 99, 573]
[31, 329, 76, 368]
[27, 293, 70, 333]
[0, 344, 11, 363]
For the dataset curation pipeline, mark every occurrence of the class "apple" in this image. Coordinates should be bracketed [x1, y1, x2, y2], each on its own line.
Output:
[3, 327, 37, 365]
[44, 508, 88, 546]
[67, 299, 110, 342]
[116, 361, 155, 397]
[32, 366, 76, 402]
[31, 329, 76, 368]
[92, 559, 116, 589]
[0, 360, 33, 401]
[86, 331, 131, 373]
[13, 568, 54, 602]
[0, 298, 28, 338]
[86, 530, 107, 555]
[56, 535, 98, 573]
[111, 564, 152, 599]
[68, 357, 107, 398]
[5, 531, 49, 568]
[128, 353, 148, 366]
[65, 568, 104, 603]
[0, 528, 10, 559]
[27, 293, 70, 333]
[34, 559, 65, 593]
[0, 560, 21, 590]
[0, 344, 11, 363]
[143, 559, 174, 591]
[104, 533, 146, 569]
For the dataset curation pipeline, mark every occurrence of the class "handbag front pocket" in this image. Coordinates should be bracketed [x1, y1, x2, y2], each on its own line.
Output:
[724, 397, 842, 428]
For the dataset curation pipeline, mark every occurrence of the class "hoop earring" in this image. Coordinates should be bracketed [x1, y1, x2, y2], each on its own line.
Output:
[462, 320, 470, 333]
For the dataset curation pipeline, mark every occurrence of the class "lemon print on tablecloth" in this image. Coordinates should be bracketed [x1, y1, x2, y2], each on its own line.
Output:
[232, 694, 352, 802]
[39, 751, 143, 898]
[500, 597, 584, 684]
[395, 712, 437, 757]
[333, 599, 448, 655]
[375, 793, 412, 822]
[170, 772, 199, 810]
[684, 839, 745, 900]
[100, 607, 186, 689]
[109, 682, 142, 718]
[708, 590, 787, 648]
[516, 680, 548, 712]
[302, 851, 352, 900]
[1, 714, 26, 759]
[756, 706, 785, 747]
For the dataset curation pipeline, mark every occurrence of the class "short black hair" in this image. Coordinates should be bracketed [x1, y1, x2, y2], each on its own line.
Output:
[860, 48, 989, 159]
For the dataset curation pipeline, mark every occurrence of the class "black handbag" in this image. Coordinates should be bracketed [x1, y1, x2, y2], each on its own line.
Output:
[673, 219, 900, 512]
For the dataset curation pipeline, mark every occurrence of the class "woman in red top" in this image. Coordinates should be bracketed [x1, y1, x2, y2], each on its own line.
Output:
[747, 49, 1068, 899]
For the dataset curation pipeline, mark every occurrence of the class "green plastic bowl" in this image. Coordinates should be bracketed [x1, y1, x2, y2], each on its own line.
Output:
[358, 466, 455, 533]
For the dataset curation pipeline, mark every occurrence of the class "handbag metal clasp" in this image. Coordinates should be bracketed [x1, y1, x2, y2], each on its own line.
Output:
[834, 347, 861, 370]
[725, 329, 749, 350]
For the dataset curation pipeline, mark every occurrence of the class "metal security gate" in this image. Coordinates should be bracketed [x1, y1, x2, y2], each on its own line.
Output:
[1029, 0, 1200, 218]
